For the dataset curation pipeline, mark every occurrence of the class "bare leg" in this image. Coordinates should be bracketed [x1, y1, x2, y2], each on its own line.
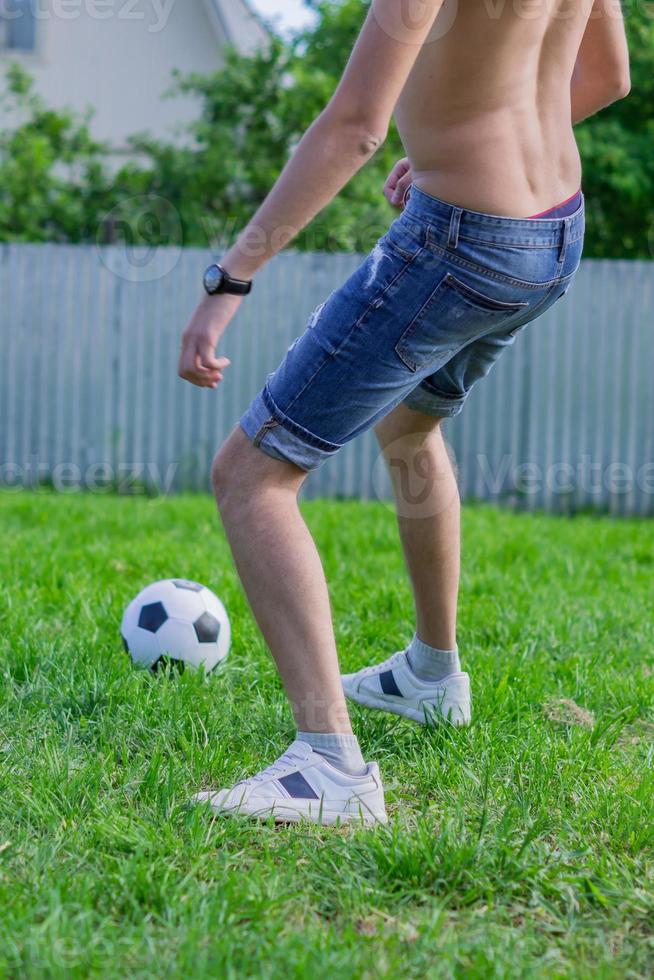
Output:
[212, 427, 351, 734]
[374, 403, 460, 650]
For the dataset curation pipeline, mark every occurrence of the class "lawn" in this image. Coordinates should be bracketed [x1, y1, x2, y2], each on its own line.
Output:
[1, 491, 653, 978]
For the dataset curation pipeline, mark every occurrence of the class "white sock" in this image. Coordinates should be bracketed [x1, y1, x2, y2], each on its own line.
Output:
[406, 633, 461, 682]
[297, 731, 367, 777]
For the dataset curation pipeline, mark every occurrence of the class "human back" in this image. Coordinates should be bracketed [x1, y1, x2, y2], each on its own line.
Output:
[395, 0, 605, 216]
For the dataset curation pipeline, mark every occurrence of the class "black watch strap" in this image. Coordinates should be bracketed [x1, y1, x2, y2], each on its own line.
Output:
[204, 263, 253, 297]
[221, 269, 252, 295]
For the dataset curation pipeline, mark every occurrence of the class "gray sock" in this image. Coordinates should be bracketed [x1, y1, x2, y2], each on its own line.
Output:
[406, 633, 461, 682]
[297, 731, 367, 777]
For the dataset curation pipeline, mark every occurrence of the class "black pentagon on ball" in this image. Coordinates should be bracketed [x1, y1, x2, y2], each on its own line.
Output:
[138, 601, 168, 633]
[151, 656, 185, 675]
[194, 611, 220, 644]
[172, 579, 203, 592]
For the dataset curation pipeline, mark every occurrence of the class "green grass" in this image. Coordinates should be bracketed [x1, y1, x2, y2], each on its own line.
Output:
[1, 491, 653, 979]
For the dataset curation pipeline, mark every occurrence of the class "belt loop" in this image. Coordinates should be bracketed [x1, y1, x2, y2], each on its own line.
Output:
[447, 207, 463, 249]
[559, 218, 570, 264]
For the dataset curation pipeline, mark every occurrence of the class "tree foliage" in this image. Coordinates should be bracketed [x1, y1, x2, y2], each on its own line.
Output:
[0, 0, 651, 257]
[575, 1, 654, 257]
[0, 64, 111, 242]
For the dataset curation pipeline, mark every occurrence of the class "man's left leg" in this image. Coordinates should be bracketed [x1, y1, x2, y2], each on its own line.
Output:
[342, 404, 471, 727]
[193, 427, 387, 826]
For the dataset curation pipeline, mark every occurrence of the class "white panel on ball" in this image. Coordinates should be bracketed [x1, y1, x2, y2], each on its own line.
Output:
[121, 580, 231, 673]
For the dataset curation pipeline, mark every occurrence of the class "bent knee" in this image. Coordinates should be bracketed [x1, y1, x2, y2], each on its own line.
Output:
[211, 448, 231, 507]
[375, 404, 445, 452]
[211, 429, 250, 507]
[212, 426, 305, 512]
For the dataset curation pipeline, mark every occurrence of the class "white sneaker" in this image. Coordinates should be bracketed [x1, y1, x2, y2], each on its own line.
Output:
[192, 740, 388, 826]
[342, 650, 471, 726]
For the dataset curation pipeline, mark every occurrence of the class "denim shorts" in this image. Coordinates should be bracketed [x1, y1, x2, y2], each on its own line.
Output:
[241, 186, 585, 471]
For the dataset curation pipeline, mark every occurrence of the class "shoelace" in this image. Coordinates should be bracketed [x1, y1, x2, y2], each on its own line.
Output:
[354, 650, 406, 680]
[238, 746, 308, 787]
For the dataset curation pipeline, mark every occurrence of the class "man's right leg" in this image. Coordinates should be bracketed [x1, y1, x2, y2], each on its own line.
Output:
[342, 403, 471, 726]
[193, 427, 388, 827]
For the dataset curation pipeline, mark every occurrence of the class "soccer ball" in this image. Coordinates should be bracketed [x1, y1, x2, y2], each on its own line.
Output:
[121, 579, 230, 673]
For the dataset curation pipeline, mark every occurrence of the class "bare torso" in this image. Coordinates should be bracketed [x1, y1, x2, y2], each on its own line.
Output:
[395, 0, 590, 216]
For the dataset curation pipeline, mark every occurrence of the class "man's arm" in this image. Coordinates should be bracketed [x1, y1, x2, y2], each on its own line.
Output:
[179, 0, 444, 388]
[571, 0, 631, 124]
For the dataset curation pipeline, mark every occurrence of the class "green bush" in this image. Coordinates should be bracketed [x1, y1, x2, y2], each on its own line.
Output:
[0, 1, 651, 257]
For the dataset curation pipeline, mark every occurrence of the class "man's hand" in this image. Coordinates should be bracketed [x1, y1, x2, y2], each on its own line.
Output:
[178, 293, 241, 389]
[177, 0, 441, 387]
[384, 157, 413, 209]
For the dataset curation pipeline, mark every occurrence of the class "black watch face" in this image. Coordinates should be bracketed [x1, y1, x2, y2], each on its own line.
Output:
[203, 264, 224, 295]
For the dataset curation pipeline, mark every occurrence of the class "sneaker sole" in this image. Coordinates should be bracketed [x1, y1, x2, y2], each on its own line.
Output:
[344, 686, 471, 727]
[200, 798, 388, 827]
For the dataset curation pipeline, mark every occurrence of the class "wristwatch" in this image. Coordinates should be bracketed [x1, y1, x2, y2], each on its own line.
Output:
[203, 263, 252, 297]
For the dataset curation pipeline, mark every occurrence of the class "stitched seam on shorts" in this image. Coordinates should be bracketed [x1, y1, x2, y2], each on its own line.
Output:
[509, 281, 567, 324]
[358, 246, 424, 319]
[384, 240, 416, 262]
[383, 234, 424, 262]
[253, 418, 279, 448]
[287, 247, 426, 407]
[423, 222, 584, 248]
[418, 378, 467, 402]
[405, 388, 462, 418]
[262, 385, 339, 452]
[395, 272, 528, 372]
[434, 281, 566, 389]
[423, 241, 569, 290]
[265, 248, 424, 430]
[444, 273, 529, 311]
[401, 295, 534, 379]
[276, 344, 335, 418]
[454, 232, 584, 249]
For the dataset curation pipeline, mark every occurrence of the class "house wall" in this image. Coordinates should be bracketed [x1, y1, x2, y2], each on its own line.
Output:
[212, 0, 269, 54]
[0, 1, 229, 149]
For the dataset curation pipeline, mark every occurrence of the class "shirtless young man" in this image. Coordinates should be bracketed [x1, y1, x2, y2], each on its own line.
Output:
[179, 0, 630, 825]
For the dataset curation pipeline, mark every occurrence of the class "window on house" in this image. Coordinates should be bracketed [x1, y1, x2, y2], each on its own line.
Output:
[1, 0, 37, 52]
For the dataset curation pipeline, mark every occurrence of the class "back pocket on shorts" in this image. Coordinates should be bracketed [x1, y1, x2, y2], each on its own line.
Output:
[394, 272, 529, 373]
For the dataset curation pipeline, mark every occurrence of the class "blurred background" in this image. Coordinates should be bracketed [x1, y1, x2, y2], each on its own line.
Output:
[0, 0, 652, 512]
